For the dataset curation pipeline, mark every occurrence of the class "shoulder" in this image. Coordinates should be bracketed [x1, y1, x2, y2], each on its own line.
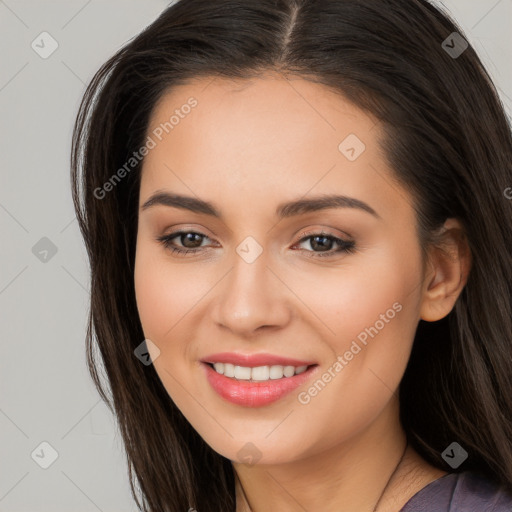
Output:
[400, 470, 512, 512]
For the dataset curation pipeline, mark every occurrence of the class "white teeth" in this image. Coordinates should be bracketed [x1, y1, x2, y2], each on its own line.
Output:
[234, 365, 252, 379]
[224, 363, 235, 377]
[283, 365, 295, 377]
[210, 363, 310, 381]
[269, 365, 284, 379]
[251, 366, 270, 381]
[213, 362, 224, 374]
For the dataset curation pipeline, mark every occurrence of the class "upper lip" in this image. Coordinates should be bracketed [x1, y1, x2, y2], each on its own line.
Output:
[201, 352, 316, 367]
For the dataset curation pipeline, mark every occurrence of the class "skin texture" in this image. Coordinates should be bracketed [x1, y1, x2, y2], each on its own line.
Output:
[134, 74, 471, 512]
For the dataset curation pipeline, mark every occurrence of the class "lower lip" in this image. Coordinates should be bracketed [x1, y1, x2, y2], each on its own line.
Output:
[202, 362, 318, 407]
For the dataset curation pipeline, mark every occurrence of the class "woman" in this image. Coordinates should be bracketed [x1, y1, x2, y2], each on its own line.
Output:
[70, 0, 512, 510]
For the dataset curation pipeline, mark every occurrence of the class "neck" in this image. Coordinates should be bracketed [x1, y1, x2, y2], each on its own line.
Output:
[233, 398, 439, 512]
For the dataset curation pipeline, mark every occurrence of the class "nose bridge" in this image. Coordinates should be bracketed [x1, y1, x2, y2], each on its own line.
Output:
[212, 236, 291, 334]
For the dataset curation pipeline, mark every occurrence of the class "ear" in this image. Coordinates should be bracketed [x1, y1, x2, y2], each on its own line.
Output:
[419, 218, 472, 322]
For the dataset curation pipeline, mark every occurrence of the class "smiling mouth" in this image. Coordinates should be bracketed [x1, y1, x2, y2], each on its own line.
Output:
[206, 362, 316, 381]
[201, 361, 320, 407]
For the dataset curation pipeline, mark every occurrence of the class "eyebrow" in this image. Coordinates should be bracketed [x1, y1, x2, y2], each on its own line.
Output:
[140, 191, 380, 219]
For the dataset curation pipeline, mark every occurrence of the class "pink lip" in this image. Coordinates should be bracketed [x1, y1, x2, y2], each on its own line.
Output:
[201, 362, 319, 408]
[200, 352, 316, 367]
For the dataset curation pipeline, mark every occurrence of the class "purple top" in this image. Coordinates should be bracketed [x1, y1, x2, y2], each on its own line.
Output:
[399, 471, 512, 511]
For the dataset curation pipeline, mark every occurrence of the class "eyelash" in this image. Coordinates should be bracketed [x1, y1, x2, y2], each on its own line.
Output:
[156, 229, 356, 259]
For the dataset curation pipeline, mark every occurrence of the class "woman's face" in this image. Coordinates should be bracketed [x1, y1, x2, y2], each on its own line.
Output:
[134, 74, 429, 464]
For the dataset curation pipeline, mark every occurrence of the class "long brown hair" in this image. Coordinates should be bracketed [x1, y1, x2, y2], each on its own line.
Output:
[70, 1, 512, 510]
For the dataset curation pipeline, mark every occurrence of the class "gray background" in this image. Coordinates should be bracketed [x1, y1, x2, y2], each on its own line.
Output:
[1, 1, 510, 510]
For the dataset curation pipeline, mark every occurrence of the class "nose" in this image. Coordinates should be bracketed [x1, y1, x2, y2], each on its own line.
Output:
[211, 247, 292, 337]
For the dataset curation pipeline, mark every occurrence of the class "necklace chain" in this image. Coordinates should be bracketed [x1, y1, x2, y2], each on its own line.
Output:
[237, 440, 409, 512]
[372, 440, 409, 512]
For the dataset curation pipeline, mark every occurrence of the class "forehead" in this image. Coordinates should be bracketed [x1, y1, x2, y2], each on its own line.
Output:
[146, 74, 378, 146]
[139, 75, 410, 226]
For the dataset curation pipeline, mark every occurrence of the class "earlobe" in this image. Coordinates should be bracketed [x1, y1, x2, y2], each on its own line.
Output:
[419, 218, 472, 323]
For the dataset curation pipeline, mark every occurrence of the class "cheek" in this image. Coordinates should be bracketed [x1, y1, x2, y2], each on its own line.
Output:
[134, 241, 202, 343]
[134, 244, 223, 444]
[298, 244, 422, 419]
[286, 244, 419, 354]
[134, 251, 170, 342]
[284, 294, 416, 457]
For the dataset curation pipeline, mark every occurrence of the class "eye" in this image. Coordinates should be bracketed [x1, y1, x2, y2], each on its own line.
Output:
[156, 230, 213, 256]
[292, 230, 356, 258]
